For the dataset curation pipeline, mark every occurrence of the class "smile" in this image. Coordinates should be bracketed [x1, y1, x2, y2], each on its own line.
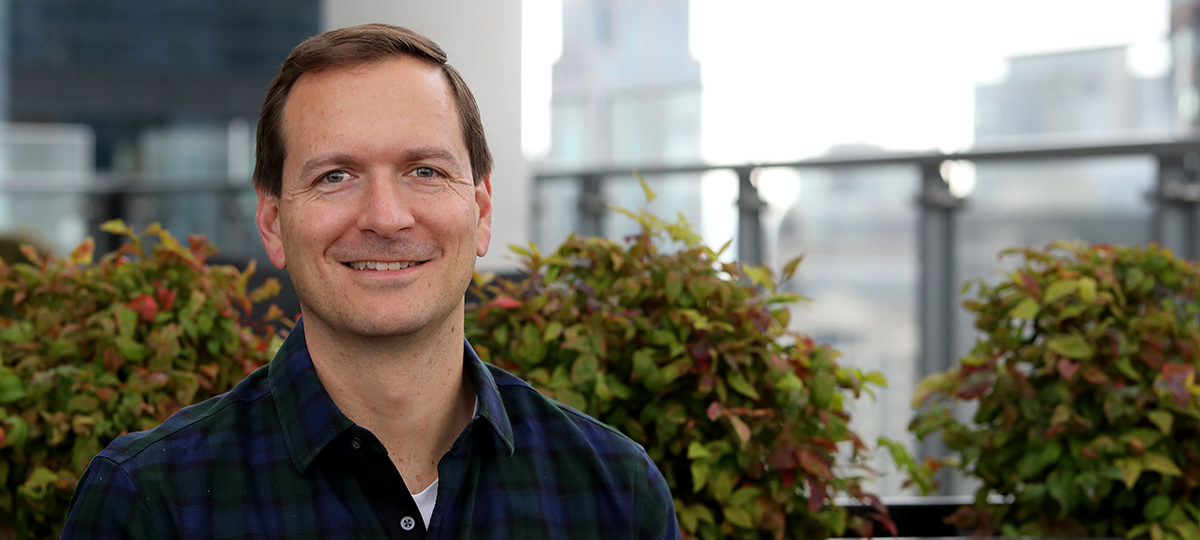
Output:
[345, 261, 427, 271]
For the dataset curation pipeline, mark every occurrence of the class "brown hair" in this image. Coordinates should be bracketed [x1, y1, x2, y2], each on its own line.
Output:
[253, 23, 493, 196]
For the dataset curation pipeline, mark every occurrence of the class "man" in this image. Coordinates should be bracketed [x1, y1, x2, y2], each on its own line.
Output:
[62, 24, 679, 539]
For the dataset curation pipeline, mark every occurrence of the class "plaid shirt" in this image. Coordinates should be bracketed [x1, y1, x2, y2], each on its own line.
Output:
[61, 320, 679, 539]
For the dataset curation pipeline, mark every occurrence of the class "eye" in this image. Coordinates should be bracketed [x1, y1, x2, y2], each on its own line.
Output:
[321, 170, 351, 184]
[413, 167, 439, 178]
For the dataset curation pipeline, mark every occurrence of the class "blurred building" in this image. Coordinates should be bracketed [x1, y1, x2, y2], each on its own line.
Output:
[540, 0, 703, 248]
[0, 0, 319, 256]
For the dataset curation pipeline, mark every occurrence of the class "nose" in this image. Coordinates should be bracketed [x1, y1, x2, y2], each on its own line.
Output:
[355, 177, 415, 237]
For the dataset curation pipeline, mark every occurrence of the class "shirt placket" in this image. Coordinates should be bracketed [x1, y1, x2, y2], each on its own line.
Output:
[344, 428, 428, 539]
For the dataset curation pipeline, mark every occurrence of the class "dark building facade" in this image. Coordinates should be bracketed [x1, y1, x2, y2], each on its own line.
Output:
[6, 0, 319, 172]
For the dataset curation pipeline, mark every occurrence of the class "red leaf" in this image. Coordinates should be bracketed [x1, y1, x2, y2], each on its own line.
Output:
[706, 401, 723, 421]
[768, 443, 798, 469]
[797, 449, 832, 478]
[487, 296, 521, 309]
[1057, 358, 1079, 381]
[127, 293, 159, 323]
[1156, 363, 1194, 407]
[155, 287, 177, 312]
[810, 437, 838, 453]
[147, 372, 169, 388]
[807, 477, 828, 513]
[781, 469, 794, 487]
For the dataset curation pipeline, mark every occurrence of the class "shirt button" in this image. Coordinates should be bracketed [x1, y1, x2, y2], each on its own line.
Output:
[400, 516, 416, 531]
[350, 437, 362, 450]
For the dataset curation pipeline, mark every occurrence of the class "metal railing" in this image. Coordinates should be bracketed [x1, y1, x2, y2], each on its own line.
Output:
[533, 135, 1200, 492]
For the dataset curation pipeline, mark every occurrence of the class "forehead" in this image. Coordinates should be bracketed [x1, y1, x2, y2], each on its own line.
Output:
[279, 57, 465, 170]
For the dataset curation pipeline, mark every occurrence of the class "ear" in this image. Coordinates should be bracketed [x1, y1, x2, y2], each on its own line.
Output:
[255, 188, 288, 270]
[474, 174, 493, 257]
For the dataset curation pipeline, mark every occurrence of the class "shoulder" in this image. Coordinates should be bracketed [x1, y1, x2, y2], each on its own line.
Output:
[485, 363, 660, 476]
[483, 364, 680, 538]
[97, 364, 272, 467]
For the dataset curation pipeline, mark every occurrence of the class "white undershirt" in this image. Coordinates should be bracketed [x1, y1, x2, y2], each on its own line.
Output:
[411, 478, 438, 528]
[410, 397, 476, 529]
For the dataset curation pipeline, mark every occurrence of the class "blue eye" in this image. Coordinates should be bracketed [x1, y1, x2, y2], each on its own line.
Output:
[322, 170, 350, 184]
[413, 167, 437, 178]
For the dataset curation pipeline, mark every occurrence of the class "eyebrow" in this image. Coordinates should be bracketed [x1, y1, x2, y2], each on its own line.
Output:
[296, 146, 467, 182]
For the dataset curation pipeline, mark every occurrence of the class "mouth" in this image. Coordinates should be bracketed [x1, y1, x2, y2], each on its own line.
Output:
[344, 260, 429, 271]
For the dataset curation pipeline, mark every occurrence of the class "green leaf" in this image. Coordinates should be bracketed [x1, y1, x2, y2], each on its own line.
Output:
[114, 335, 149, 361]
[634, 171, 657, 202]
[0, 368, 26, 404]
[570, 354, 598, 384]
[115, 304, 138, 337]
[2, 415, 30, 448]
[691, 461, 709, 492]
[1048, 334, 1093, 360]
[17, 467, 59, 501]
[1116, 457, 1144, 489]
[781, 255, 803, 282]
[1008, 297, 1039, 319]
[728, 486, 761, 507]
[1078, 276, 1097, 303]
[726, 372, 760, 400]
[1144, 494, 1172, 521]
[666, 278, 683, 304]
[777, 371, 804, 392]
[1147, 410, 1174, 434]
[723, 506, 754, 529]
[67, 395, 100, 413]
[1143, 452, 1183, 477]
[632, 349, 658, 382]
[1043, 279, 1078, 304]
[687, 441, 712, 459]
[728, 415, 752, 446]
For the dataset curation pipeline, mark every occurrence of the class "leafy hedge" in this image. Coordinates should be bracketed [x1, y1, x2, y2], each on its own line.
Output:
[466, 197, 896, 539]
[0, 221, 286, 539]
[911, 242, 1200, 538]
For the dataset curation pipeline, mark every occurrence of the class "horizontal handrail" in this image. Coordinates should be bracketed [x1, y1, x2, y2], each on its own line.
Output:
[533, 134, 1200, 180]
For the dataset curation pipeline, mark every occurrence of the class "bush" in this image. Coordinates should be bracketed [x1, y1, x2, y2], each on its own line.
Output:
[466, 195, 896, 539]
[911, 242, 1200, 538]
[0, 221, 287, 539]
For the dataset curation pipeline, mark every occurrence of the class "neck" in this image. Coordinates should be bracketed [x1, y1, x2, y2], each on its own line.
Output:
[301, 309, 475, 493]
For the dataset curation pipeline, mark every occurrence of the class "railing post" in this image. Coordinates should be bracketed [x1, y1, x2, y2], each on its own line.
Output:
[576, 173, 607, 237]
[84, 183, 127, 255]
[915, 158, 964, 494]
[736, 166, 764, 264]
[1151, 152, 1200, 260]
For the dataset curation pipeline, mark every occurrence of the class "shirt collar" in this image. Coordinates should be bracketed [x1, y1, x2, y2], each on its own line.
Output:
[462, 340, 516, 457]
[268, 319, 516, 473]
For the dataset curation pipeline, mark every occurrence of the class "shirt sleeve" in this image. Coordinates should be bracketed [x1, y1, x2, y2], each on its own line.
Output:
[60, 456, 156, 539]
[635, 453, 682, 540]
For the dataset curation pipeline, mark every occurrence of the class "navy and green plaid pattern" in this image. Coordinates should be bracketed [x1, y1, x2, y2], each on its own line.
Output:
[62, 320, 679, 539]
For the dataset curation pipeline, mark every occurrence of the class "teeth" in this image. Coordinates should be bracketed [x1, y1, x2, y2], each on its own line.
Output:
[348, 261, 417, 271]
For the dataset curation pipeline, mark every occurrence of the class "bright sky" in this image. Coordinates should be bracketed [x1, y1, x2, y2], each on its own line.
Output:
[522, 0, 1170, 163]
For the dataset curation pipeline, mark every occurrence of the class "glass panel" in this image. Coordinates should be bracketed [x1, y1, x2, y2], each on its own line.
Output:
[775, 165, 920, 495]
[534, 177, 584, 250]
[0, 192, 88, 256]
[603, 172, 705, 243]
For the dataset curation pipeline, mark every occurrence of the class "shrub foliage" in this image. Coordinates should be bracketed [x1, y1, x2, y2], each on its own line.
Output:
[0, 221, 285, 539]
[911, 242, 1200, 538]
[466, 199, 893, 539]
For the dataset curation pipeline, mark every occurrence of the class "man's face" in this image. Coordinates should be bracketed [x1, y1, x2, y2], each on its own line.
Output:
[256, 56, 492, 340]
